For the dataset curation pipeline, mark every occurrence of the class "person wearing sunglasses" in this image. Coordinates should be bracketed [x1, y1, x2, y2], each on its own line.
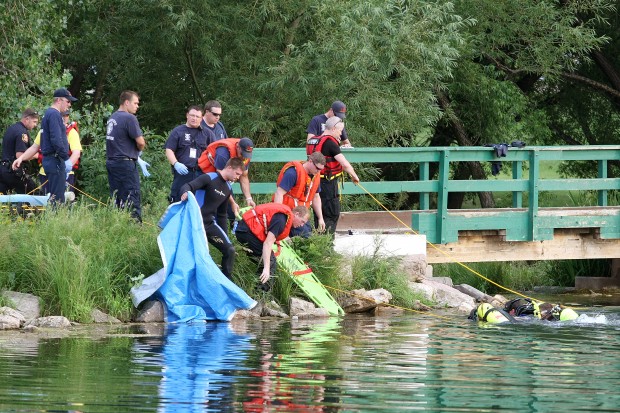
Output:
[306, 100, 352, 147]
[273, 151, 327, 237]
[201, 100, 228, 143]
[306, 116, 360, 234]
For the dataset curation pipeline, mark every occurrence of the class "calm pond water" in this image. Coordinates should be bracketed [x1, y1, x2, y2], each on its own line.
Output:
[0, 301, 619, 412]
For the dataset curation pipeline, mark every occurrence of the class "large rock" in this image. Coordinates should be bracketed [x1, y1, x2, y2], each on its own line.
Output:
[407, 282, 435, 303]
[289, 297, 329, 318]
[337, 289, 393, 313]
[29, 316, 71, 328]
[262, 301, 289, 318]
[409, 280, 475, 308]
[399, 255, 427, 282]
[1, 291, 40, 320]
[232, 309, 261, 320]
[453, 284, 494, 302]
[134, 300, 165, 323]
[91, 309, 121, 324]
[0, 306, 25, 330]
[424, 279, 475, 308]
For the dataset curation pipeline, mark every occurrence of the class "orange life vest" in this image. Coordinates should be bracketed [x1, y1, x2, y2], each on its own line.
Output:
[242, 203, 293, 242]
[306, 135, 342, 180]
[37, 121, 80, 169]
[272, 161, 320, 209]
[198, 138, 250, 173]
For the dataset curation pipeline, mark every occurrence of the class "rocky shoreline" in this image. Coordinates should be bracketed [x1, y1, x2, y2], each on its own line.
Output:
[1, 273, 602, 331]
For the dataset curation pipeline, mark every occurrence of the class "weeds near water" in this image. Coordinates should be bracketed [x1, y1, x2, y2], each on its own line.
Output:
[0, 200, 161, 322]
[433, 259, 610, 295]
[349, 252, 431, 308]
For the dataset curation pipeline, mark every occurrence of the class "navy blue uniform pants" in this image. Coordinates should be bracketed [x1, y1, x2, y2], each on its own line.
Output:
[106, 159, 141, 221]
[42, 156, 65, 203]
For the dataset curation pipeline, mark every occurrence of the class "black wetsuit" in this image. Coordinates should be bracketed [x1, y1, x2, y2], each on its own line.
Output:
[180, 171, 235, 278]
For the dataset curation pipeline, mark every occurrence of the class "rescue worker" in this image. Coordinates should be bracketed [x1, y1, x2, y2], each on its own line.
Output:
[234, 203, 309, 291]
[32, 110, 82, 196]
[273, 151, 326, 237]
[197, 137, 255, 208]
[105, 90, 148, 222]
[40, 88, 77, 204]
[306, 100, 352, 147]
[1, 109, 39, 194]
[180, 157, 245, 279]
[306, 116, 360, 234]
[165, 105, 212, 202]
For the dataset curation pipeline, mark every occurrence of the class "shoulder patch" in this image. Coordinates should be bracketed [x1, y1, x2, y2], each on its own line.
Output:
[22, 134, 29, 143]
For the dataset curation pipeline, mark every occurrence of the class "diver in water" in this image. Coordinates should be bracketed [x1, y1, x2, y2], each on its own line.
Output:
[469, 298, 579, 324]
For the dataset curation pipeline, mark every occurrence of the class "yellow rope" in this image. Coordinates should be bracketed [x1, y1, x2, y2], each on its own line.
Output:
[355, 182, 537, 302]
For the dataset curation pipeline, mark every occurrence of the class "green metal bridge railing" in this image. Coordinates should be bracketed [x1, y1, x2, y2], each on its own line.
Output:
[234, 145, 620, 244]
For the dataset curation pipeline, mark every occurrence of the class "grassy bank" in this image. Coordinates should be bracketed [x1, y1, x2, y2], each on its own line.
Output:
[1, 202, 426, 322]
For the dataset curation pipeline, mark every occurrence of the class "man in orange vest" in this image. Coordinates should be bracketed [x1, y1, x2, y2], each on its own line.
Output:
[197, 137, 255, 208]
[306, 116, 360, 234]
[273, 151, 326, 237]
[234, 203, 309, 290]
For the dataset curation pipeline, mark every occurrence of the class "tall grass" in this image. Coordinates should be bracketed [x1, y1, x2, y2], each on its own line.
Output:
[2, 198, 433, 321]
[433, 259, 610, 294]
[0, 201, 162, 322]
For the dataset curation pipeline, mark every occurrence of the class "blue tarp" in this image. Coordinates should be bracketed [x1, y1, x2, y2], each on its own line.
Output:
[131, 192, 256, 322]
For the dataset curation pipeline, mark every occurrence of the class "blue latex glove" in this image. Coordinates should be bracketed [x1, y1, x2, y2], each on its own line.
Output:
[137, 157, 151, 177]
[64, 159, 73, 174]
[174, 161, 189, 175]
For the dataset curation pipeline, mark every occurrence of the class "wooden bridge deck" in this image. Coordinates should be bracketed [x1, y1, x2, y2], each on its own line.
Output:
[336, 208, 620, 264]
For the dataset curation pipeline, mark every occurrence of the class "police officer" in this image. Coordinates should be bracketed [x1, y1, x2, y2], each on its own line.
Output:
[165, 105, 214, 203]
[106, 90, 147, 222]
[40, 88, 77, 203]
[179, 157, 245, 279]
[0, 108, 39, 194]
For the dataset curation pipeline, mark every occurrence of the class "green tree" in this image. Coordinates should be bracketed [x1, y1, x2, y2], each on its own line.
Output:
[0, 0, 71, 131]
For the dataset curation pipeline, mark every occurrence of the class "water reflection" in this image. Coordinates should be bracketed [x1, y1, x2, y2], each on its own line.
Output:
[134, 322, 253, 412]
[0, 306, 618, 412]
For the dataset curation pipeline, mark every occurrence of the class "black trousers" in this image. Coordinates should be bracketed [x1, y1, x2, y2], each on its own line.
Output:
[316, 177, 340, 234]
[0, 163, 38, 195]
[204, 221, 235, 279]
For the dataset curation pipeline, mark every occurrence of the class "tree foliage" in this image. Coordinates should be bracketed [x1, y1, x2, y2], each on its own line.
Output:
[0, 0, 70, 130]
[2, 0, 620, 208]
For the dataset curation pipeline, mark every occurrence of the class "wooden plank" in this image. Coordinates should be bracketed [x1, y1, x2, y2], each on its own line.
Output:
[426, 229, 620, 263]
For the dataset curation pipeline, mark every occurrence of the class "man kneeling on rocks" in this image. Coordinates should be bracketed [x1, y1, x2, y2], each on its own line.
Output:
[235, 203, 309, 291]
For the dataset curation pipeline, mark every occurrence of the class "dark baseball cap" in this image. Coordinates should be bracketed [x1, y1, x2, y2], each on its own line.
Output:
[238, 137, 254, 159]
[53, 88, 78, 102]
[331, 100, 346, 119]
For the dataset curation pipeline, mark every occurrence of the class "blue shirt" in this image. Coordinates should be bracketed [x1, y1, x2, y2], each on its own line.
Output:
[306, 114, 349, 142]
[1, 121, 31, 161]
[213, 146, 250, 171]
[165, 124, 209, 168]
[268, 213, 288, 238]
[201, 119, 227, 142]
[40, 108, 69, 160]
[106, 111, 143, 160]
[279, 166, 320, 193]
